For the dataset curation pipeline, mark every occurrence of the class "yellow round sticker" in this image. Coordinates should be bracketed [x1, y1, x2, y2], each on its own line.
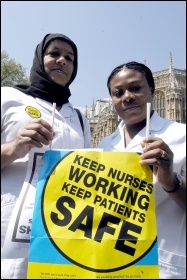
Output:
[25, 106, 41, 118]
[42, 151, 156, 272]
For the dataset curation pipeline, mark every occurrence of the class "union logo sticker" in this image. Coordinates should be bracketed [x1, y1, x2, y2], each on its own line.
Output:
[25, 106, 41, 118]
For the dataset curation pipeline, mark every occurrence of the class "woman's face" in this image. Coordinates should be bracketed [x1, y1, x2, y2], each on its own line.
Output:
[43, 39, 74, 86]
[109, 69, 153, 125]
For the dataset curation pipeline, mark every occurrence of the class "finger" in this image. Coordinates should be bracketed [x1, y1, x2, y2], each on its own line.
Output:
[140, 148, 172, 167]
[142, 140, 171, 155]
[20, 123, 53, 142]
[32, 119, 53, 131]
[17, 128, 51, 145]
[23, 119, 53, 135]
[139, 157, 170, 167]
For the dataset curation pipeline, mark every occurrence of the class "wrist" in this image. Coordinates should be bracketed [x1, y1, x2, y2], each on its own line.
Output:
[162, 172, 182, 193]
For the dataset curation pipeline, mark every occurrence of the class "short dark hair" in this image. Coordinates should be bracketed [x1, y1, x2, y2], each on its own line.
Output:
[107, 61, 155, 95]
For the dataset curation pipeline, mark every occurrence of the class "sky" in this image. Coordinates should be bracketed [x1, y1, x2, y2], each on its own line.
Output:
[1, 1, 186, 108]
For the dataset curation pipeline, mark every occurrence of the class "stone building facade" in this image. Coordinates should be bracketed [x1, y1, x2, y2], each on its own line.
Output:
[84, 55, 186, 147]
[153, 54, 186, 123]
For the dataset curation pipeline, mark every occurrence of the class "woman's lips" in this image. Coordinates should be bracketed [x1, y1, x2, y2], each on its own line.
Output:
[123, 105, 139, 112]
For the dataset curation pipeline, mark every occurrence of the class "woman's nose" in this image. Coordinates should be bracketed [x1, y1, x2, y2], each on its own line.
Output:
[56, 56, 66, 65]
[122, 90, 135, 102]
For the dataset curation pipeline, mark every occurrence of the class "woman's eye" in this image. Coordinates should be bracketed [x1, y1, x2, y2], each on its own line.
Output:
[49, 52, 60, 57]
[130, 86, 141, 92]
[115, 91, 123, 98]
[65, 56, 73, 62]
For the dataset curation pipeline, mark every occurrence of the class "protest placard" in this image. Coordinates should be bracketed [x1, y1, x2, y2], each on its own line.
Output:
[27, 150, 159, 279]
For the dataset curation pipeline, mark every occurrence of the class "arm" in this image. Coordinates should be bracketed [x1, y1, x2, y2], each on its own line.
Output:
[161, 174, 186, 210]
[140, 137, 186, 210]
[1, 142, 21, 169]
[1, 119, 54, 169]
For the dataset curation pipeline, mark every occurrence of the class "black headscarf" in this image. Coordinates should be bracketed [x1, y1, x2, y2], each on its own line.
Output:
[14, 33, 78, 107]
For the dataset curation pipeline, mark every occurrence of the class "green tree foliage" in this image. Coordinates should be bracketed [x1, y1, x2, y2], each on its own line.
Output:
[1, 50, 30, 86]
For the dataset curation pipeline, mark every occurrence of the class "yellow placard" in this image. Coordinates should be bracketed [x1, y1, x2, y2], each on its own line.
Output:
[27, 150, 159, 279]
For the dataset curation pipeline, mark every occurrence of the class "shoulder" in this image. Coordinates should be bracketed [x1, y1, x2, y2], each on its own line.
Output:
[68, 104, 89, 123]
[73, 107, 85, 117]
[152, 113, 186, 150]
[1, 86, 30, 104]
[1, 87, 35, 117]
[162, 116, 186, 133]
[1, 86, 21, 96]
[73, 108, 91, 134]
[98, 134, 113, 147]
[152, 111, 186, 132]
[98, 123, 122, 149]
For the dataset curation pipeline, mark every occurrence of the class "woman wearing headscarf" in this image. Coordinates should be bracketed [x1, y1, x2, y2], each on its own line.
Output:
[1, 33, 92, 278]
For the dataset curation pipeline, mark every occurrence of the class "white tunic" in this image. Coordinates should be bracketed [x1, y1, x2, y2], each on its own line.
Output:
[1, 87, 92, 279]
[98, 111, 186, 279]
